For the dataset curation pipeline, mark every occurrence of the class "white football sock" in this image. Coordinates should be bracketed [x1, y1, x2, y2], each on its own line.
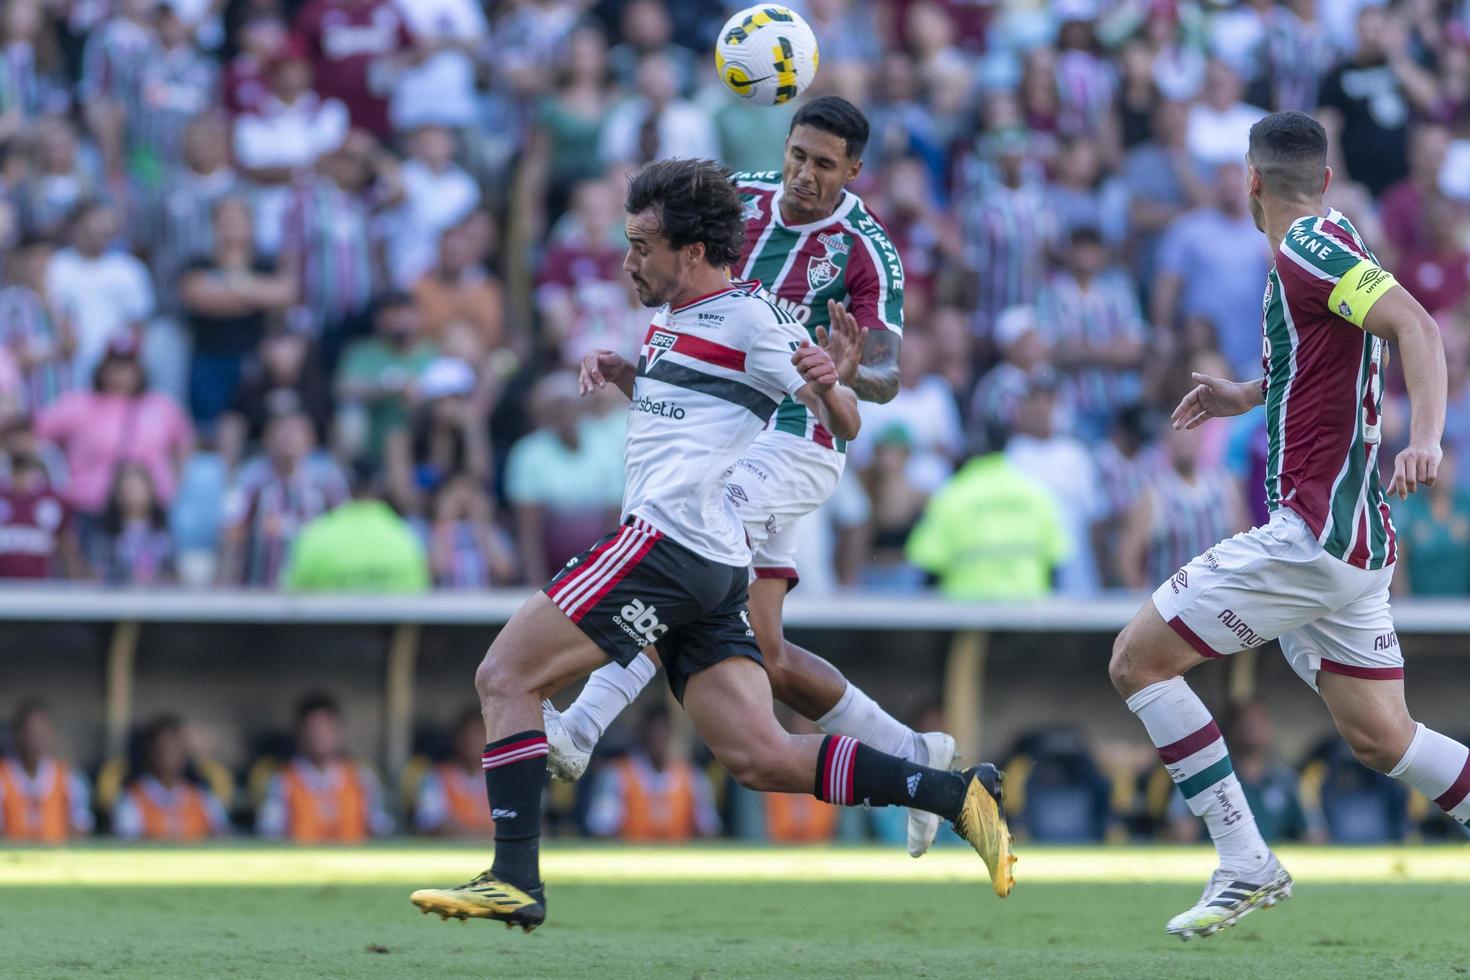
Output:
[815, 682, 927, 764]
[1389, 723, 1470, 823]
[1127, 677, 1271, 875]
[561, 652, 657, 750]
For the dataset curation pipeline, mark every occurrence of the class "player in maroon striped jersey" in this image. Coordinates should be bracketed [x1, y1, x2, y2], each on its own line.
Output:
[1110, 111, 1468, 940]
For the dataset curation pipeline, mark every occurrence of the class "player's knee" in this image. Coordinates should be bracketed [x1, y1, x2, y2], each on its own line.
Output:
[1340, 720, 1414, 773]
[718, 737, 792, 792]
[1108, 628, 1143, 695]
[473, 653, 523, 705]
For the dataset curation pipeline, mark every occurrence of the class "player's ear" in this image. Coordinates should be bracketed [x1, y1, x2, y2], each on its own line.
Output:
[1321, 165, 1333, 197]
[846, 157, 862, 185]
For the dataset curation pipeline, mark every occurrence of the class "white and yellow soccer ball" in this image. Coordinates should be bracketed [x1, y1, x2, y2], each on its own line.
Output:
[714, 5, 819, 106]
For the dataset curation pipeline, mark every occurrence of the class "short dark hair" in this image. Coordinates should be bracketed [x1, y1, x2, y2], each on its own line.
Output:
[295, 693, 341, 724]
[370, 290, 417, 322]
[790, 95, 869, 160]
[624, 158, 745, 268]
[1248, 111, 1328, 200]
[143, 714, 184, 748]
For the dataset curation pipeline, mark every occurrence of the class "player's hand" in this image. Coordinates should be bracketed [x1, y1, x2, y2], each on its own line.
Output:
[1390, 441, 1441, 498]
[792, 340, 839, 392]
[579, 349, 630, 395]
[816, 299, 867, 386]
[1171, 372, 1257, 429]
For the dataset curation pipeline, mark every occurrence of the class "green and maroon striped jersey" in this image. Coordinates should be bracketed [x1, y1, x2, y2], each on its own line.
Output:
[1264, 208, 1400, 569]
[731, 171, 905, 453]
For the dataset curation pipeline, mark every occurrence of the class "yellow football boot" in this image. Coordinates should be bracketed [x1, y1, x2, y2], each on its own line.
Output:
[410, 870, 546, 932]
[953, 764, 1016, 897]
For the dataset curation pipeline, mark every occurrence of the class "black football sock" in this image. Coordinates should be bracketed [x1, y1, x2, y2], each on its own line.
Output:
[812, 734, 967, 821]
[481, 731, 548, 892]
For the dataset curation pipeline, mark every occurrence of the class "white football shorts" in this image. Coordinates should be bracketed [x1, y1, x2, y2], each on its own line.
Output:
[723, 429, 845, 591]
[1151, 507, 1402, 691]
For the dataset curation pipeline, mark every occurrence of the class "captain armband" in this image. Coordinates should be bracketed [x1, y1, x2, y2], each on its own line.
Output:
[1327, 260, 1399, 328]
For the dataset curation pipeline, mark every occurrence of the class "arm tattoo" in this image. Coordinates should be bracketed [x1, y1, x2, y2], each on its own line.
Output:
[849, 329, 901, 404]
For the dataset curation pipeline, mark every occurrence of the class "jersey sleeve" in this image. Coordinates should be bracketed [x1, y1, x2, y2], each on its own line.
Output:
[844, 213, 905, 334]
[1276, 218, 1399, 328]
[743, 309, 810, 401]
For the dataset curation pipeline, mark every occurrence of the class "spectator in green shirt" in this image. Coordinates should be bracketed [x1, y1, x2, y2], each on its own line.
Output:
[284, 467, 430, 594]
[1395, 446, 1470, 596]
[905, 426, 1070, 600]
[335, 292, 438, 469]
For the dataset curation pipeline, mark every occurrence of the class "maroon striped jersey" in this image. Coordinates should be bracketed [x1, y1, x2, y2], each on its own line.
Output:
[731, 172, 905, 451]
[1264, 208, 1402, 569]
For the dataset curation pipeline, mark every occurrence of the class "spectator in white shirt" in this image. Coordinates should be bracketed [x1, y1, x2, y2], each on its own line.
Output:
[1185, 59, 1265, 169]
[232, 38, 350, 256]
[387, 123, 479, 288]
[45, 200, 154, 389]
[599, 51, 718, 165]
[852, 328, 964, 495]
[390, 0, 487, 131]
[1004, 374, 1104, 597]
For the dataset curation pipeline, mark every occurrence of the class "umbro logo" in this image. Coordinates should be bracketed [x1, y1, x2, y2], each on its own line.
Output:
[906, 772, 922, 797]
[726, 484, 749, 504]
[1359, 266, 1390, 291]
[1170, 569, 1188, 594]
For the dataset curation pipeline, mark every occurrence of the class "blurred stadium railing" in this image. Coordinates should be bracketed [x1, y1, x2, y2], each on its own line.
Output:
[5, 587, 1470, 789]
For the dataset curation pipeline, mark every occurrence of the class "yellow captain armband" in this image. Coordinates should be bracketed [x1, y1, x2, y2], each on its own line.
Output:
[1327, 260, 1399, 328]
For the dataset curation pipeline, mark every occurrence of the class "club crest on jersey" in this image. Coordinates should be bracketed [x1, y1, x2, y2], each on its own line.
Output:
[742, 199, 762, 222]
[807, 254, 839, 291]
[644, 329, 677, 368]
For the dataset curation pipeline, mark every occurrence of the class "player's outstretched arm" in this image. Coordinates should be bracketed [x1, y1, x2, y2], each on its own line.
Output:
[1170, 372, 1264, 430]
[579, 349, 635, 400]
[792, 341, 861, 441]
[1362, 287, 1446, 497]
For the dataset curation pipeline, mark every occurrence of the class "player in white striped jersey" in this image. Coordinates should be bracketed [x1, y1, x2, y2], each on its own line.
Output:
[410, 159, 1013, 933]
[544, 98, 962, 860]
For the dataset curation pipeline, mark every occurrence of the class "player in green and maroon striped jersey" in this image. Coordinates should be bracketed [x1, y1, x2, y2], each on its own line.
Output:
[1111, 111, 1469, 941]
[544, 99, 989, 868]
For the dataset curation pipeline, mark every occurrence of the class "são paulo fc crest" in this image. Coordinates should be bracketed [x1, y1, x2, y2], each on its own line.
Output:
[644, 329, 677, 368]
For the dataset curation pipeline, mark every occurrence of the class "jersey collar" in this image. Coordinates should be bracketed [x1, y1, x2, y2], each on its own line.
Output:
[770, 184, 859, 232]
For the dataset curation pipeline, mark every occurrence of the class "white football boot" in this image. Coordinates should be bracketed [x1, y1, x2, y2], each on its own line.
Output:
[907, 731, 959, 857]
[1166, 855, 1293, 940]
[542, 700, 592, 782]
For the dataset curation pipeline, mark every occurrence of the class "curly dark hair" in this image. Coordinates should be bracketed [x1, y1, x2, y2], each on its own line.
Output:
[624, 158, 745, 268]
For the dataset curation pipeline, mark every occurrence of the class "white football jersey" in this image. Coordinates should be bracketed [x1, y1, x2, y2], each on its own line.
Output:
[622, 281, 811, 566]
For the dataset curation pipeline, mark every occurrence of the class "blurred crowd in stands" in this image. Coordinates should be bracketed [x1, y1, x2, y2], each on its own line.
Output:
[4, 695, 1467, 844]
[0, 0, 1469, 596]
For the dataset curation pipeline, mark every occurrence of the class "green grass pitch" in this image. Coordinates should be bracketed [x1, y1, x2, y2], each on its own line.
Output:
[4, 844, 1470, 979]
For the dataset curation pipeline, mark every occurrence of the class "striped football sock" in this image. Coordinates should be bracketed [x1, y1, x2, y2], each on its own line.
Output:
[811, 735, 966, 819]
[1389, 723, 1470, 824]
[483, 731, 548, 890]
[1127, 678, 1270, 874]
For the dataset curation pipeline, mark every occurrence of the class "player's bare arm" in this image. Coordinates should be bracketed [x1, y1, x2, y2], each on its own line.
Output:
[792, 341, 861, 441]
[1170, 371, 1265, 430]
[1361, 286, 1446, 497]
[579, 348, 635, 399]
[846, 327, 900, 404]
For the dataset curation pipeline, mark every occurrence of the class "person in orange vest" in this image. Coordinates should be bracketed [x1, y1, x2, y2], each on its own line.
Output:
[0, 700, 93, 842]
[112, 716, 230, 841]
[414, 708, 495, 838]
[256, 694, 393, 842]
[586, 704, 718, 841]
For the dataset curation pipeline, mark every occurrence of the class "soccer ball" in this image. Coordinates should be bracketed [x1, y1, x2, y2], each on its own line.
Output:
[715, 5, 819, 106]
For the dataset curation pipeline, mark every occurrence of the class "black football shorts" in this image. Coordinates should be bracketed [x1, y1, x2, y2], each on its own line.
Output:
[543, 517, 762, 700]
